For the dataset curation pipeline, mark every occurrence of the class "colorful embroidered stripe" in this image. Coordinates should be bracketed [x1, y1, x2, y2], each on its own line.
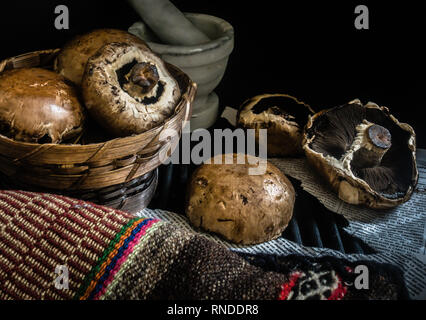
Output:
[74, 217, 157, 300]
[98, 221, 163, 299]
[74, 217, 143, 299]
[85, 218, 158, 300]
[91, 219, 157, 300]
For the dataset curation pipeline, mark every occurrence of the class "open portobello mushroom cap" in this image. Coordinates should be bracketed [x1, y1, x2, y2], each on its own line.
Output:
[82, 42, 181, 136]
[237, 94, 314, 157]
[303, 99, 418, 209]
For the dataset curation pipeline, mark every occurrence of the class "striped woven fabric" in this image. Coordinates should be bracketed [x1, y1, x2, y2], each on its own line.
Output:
[0, 190, 285, 299]
[0, 190, 406, 300]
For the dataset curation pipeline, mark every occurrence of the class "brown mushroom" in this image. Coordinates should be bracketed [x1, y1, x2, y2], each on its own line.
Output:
[237, 94, 314, 157]
[186, 153, 295, 244]
[54, 28, 149, 86]
[81, 42, 180, 136]
[303, 99, 418, 209]
[0, 68, 85, 143]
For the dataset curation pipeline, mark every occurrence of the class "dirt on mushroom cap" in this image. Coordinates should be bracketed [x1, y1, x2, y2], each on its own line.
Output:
[185, 153, 295, 244]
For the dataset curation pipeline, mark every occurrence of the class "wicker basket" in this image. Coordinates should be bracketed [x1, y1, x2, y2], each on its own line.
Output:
[0, 49, 196, 211]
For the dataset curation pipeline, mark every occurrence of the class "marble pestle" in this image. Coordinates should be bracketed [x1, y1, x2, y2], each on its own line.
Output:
[127, 0, 211, 46]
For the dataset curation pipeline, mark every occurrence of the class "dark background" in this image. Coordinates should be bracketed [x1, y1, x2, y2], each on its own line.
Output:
[0, 1, 424, 147]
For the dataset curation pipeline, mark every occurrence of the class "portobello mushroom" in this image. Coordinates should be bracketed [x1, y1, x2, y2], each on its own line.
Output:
[303, 99, 418, 209]
[0, 68, 85, 144]
[81, 42, 181, 136]
[186, 153, 295, 245]
[237, 94, 314, 157]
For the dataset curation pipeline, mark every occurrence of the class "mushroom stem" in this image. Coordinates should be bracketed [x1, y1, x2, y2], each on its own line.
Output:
[352, 123, 392, 168]
[125, 62, 159, 94]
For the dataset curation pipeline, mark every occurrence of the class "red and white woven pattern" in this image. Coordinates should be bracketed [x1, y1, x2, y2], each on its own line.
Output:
[0, 190, 131, 299]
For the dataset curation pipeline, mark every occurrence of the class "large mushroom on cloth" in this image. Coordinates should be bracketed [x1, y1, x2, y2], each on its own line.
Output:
[0, 68, 85, 143]
[81, 42, 181, 136]
[237, 94, 314, 157]
[186, 153, 295, 245]
[303, 99, 418, 209]
[54, 29, 148, 86]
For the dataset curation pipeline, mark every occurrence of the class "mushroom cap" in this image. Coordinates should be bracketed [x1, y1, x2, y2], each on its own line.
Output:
[81, 42, 181, 136]
[0, 68, 85, 143]
[303, 99, 418, 209]
[185, 153, 295, 244]
[237, 94, 314, 157]
[54, 28, 148, 86]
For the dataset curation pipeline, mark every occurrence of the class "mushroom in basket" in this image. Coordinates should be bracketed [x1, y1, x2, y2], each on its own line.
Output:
[0, 68, 85, 143]
[303, 99, 418, 209]
[81, 42, 181, 136]
[54, 28, 148, 86]
[53, 28, 183, 137]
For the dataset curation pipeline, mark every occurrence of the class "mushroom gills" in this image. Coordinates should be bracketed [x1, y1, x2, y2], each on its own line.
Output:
[308, 102, 414, 199]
